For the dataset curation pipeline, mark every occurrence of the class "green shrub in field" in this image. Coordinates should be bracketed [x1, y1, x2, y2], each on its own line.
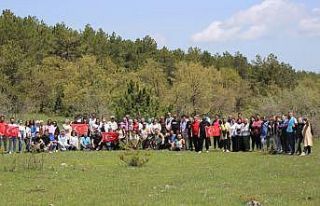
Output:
[119, 151, 150, 167]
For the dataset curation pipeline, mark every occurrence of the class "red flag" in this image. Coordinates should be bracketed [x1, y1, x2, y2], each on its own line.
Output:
[0, 123, 7, 136]
[5, 125, 19, 137]
[101, 132, 119, 143]
[205, 126, 215, 137]
[71, 124, 89, 136]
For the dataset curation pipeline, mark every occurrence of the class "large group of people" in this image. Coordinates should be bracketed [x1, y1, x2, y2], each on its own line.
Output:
[0, 112, 314, 156]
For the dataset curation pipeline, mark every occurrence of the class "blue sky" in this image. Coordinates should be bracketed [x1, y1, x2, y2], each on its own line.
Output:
[0, 0, 319, 72]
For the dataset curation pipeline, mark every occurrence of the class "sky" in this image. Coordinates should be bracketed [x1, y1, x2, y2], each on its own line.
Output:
[0, 0, 319, 72]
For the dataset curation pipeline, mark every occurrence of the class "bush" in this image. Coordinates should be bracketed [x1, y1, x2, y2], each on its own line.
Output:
[119, 151, 150, 167]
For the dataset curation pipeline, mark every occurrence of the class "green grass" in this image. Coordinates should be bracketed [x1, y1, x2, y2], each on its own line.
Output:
[0, 141, 319, 206]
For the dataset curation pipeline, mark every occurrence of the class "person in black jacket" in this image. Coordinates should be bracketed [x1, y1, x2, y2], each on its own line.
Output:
[295, 117, 305, 155]
[171, 115, 180, 135]
[199, 117, 211, 153]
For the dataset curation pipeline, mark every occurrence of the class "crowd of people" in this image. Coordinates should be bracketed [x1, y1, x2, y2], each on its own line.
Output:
[0, 112, 314, 156]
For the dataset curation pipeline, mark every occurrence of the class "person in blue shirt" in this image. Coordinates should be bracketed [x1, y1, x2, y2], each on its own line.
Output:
[286, 112, 296, 155]
[168, 130, 177, 151]
[260, 117, 269, 152]
[80, 133, 92, 150]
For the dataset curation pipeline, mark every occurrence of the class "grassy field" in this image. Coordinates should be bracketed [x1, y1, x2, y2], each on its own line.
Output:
[0, 141, 319, 206]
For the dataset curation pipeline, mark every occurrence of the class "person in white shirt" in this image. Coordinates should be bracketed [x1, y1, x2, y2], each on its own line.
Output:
[150, 119, 161, 135]
[233, 119, 243, 152]
[58, 130, 69, 151]
[69, 130, 79, 150]
[62, 119, 72, 139]
[18, 120, 26, 153]
[165, 113, 173, 132]
[107, 116, 118, 132]
[240, 118, 250, 152]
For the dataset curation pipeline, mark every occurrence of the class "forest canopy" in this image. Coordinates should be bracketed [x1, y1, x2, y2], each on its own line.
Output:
[0, 9, 319, 133]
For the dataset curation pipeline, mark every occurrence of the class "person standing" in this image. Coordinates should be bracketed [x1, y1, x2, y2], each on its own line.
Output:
[171, 115, 180, 135]
[279, 115, 288, 153]
[0, 115, 7, 152]
[240, 118, 250, 152]
[274, 116, 282, 153]
[187, 117, 193, 151]
[295, 117, 305, 155]
[286, 112, 296, 155]
[8, 117, 19, 154]
[165, 113, 173, 132]
[191, 115, 201, 152]
[233, 119, 242, 152]
[180, 115, 190, 150]
[221, 118, 230, 152]
[18, 120, 26, 153]
[301, 118, 313, 156]
[212, 115, 222, 150]
[260, 117, 269, 152]
[200, 117, 211, 153]
[251, 115, 263, 151]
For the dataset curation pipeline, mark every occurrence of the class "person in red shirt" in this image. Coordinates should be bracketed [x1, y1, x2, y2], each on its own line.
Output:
[252, 115, 263, 151]
[0, 115, 7, 152]
[191, 115, 201, 152]
[212, 115, 222, 150]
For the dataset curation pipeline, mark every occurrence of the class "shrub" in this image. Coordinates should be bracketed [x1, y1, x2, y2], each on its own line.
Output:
[119, 151, 150, 167]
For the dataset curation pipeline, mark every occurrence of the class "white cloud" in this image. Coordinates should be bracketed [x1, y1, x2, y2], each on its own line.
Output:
[192, 0, 320, 42]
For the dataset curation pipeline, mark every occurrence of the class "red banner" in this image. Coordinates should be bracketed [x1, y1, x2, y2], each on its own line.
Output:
[5, 125, 19, 137]
[71, 124, 89, 136]
[101, 132, 119, 143]
[0, 123, 7, 136]
[205, 126, 215, 137]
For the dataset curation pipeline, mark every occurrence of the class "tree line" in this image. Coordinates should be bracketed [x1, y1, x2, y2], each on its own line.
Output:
[0, 10, 319, 134]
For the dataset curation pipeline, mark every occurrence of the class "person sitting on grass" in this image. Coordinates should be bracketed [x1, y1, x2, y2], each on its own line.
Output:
[80, 133, 92, 150]
[48, 129, 58, 153]
[58, 130, 70, 151]
[31, 132, 45, 152]
[129, 130, 140, 149]
[168, 130, 177, 150]
[69, 131, 79, 151]
[154, 129, 165, 150]
[175, 134, 185, 151]
[91, 127, 101, 150]
[41, 129, 51, 152]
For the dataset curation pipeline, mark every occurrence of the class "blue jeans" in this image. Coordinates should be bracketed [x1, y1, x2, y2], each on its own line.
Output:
[8, 137, 17, 153]
[17, 136, 24, 152]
